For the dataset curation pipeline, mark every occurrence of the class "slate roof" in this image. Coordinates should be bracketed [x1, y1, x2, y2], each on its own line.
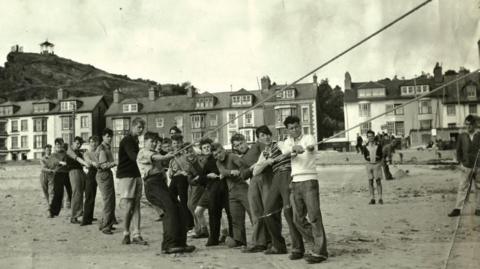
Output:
[0, 95, 106, 117]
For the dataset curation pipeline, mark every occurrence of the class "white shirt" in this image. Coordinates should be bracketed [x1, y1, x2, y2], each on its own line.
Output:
[283, 134, 317, 182]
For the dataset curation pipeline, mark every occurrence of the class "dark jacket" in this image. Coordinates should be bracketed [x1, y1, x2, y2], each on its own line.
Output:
[116, 134, 141, 178]
[456, 132, 480, 168]
[362, 142, 383, 163]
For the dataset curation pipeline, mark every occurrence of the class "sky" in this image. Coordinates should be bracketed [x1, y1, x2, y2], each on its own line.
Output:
[0, 0, 479, 93]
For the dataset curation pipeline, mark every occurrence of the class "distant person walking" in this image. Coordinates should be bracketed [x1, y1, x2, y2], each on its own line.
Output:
[356, 134, 363, 154]
[448, 115, 480, 217]
[362, 130, 384, 205]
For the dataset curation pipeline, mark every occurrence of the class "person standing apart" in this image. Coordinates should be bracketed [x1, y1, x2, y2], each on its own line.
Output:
[448, 115, 480, 217]
[96, 128, 117, 234]
[362, 130, 384, 205]
[116, 118, 147, 245]
[282, 116, 328, 264]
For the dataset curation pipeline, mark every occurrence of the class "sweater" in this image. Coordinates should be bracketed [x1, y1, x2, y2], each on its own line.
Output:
[116, 134, 141, 178]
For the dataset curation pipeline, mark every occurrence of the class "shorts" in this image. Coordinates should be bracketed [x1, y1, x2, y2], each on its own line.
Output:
[366, 163, 382, 180]
[118, 177, 143, 199]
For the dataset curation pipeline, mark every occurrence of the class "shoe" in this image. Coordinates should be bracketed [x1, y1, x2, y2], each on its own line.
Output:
[162, 246, 184, 254]
[70, 218, 81, 224]
[264, 248, 287, 255]
[369, 199, 376, 205]
[192, 232, 209, 239]
[448, 209, 461, 217]
[80, 222, 92, 226]
[111, 227, 117, 230]
[378, 199, 383, 205]
[182, 245, 196, 253]
[226, 237, 245, 248]
[206, 240, 219, 247]
[242, 245, 268, 253]
[289, 252, 304, 260]
[92, 218, 98, 221]
[219, 235, 227, 243]
[132, 236, 148, 245]
[304, 253, 327, 264]
[475, 209, 480, 216]
[102, 229, 113, 235]
[122, 235, 131, 245]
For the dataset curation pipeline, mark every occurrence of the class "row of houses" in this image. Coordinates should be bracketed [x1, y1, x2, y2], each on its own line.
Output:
[0, 76, 321, 161]
[340, 61, 480, 147]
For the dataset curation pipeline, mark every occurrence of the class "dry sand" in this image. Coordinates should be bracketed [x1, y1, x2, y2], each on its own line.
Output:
[0, 162, 479, 269]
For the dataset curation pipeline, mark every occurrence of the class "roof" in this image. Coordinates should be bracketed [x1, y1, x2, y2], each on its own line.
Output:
[266, 82, 318, 102]
[105, 89, 277, 116]
[344, 72, 480, 103]
[40, 40, 54, 47]
[0, 95, 105, 117]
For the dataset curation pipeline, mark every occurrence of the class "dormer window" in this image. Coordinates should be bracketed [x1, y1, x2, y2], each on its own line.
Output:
[466, 85, 477, 99]
[276, 89, 296, 99]
[232, 96, 241, 106]
[123, 103, 138, 113]
[232, 95, 252, 106]
[0, 106, 13, 116]
[241, 95, 252, 105]
[34, 103, 50, 113]
[196, 97, 214, 109]
[401, 85, 429, 96]
[60, 101, 76, 112]
[358, 88, 385, 98]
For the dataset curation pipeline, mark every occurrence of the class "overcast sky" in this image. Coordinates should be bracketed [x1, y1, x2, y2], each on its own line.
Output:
[0, 0, 479, 92]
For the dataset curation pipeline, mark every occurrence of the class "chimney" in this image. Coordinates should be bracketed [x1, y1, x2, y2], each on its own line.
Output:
[313, 73, 318, 84]
[186, 86, 195, 98]
[477, 39, 480, 67]
[113, 89, 120, 103]
[148, 87, 157, 101]
[260, 76, 271, 90]
[57, 88, 66, 100]
[344, 72, 352, 90]
[433, 62, 443, 83]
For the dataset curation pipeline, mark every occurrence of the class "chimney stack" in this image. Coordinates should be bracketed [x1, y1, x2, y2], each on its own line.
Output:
[433, 62, 443, 84]
[186, 86, 195, 98]
[477, 39, 480, 67]
[260, 76, 271, 90]
[148, 87, 157, 101]
[344, 72, 352, 91]
[57, 88, 66, 100]
[313, 74, 318, 84]
[113, 89, 120, 103]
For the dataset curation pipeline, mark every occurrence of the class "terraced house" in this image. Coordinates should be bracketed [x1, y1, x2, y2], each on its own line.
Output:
[0, 89, 108, 161]
[104, 74, 321, 156]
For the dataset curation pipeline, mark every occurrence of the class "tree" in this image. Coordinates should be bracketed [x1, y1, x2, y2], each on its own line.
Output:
[316, 81, 344, 141]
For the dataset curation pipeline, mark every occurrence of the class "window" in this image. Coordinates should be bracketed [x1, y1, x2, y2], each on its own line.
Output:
[113, 118, 130, 131]
[360, 122, 371, 135]
[174, 116, 183, 128]
[61, 116, 73, 130]
[34, 118, 47, 132]
[275, 107, 297, 126]
[208, 114, 218, 126]
[62, 133, 73, 145]
[60, 101, 76, 112]
[418, 100, 432, 114]
[11, 136, 18, 149]
[420, 120, 432, 130]
[448, 123, 457, 129]
[241, 95, 252, 105]
[191, 114, 205, 129]
[34, 135, 47, 149]
[21, 120, 28, 131]
[0, 106, 13, 116]
[447, 105, 456, 116]
[232, 96, 241, 105]
[122, 103, 138, 113]
[303, 126, 310, 135]
[285, 89, 295, 99]
[469, 104, 477, 114]
[192, 131, 204, 142]
[81, 132, 89, 142]
[394, 104, 404, 115]
[0, 122, 5, 133]
[20, 136, 27, 148]
[155, 118, 164, 128]
[466, 85, 476, 99]
[386, 121, 405, 136]
[386, 121, 395, 135]
[228, 112, 237, 128]
[240, 129, 255, 143]
[33, 103, 49, 113]
[358, 88, 385, 98]
[302, 106, 310, 123]
[80, 116, 89, 128]
[11, 120, 18, 132]
[244, 111, 253, 126]
[205, 98, 213, 108]
[358, 103, 371, 117]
